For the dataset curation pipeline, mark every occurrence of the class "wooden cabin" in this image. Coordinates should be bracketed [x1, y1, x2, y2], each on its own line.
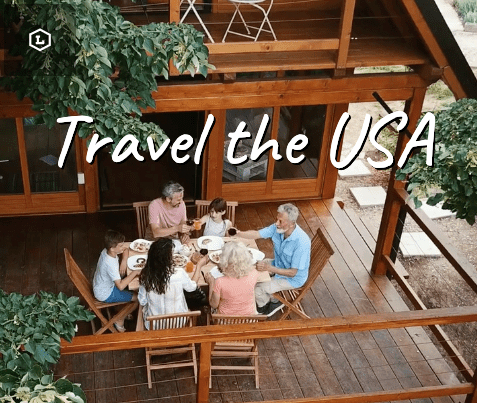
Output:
[1, 0, 476, 216]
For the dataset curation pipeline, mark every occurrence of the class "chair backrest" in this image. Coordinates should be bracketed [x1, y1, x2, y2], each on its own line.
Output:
[210, 313, 267, 344]
[146, 311, 201, 331]
[305, 227, 334, 289]
[133, 201, 150, 239]
[64, 249, 99, 312]
[195, 200, 238, 224]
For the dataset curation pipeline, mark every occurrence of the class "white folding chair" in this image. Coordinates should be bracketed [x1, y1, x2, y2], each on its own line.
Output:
[222, 0, 277, 42]
[180, 0, 215, 43]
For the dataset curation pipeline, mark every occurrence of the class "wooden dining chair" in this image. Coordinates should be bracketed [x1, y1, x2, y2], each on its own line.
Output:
[64, 248, 138, 335]
[136, 307, 201, 389]
[273, 227, 334, 321]
[209, 313, 267, 388]
[133, 201, 150, 239]
[195, 200, 238, 224]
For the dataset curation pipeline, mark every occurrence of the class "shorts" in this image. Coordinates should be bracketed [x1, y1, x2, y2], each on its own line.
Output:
[103, 286, 133, 303]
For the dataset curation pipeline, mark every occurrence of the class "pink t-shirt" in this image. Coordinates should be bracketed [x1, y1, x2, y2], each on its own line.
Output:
[145, 198, 187, 240]
[213, 269, 259, 315]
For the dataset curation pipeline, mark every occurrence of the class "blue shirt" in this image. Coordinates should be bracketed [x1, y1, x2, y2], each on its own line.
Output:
[258, 224, 311, 288]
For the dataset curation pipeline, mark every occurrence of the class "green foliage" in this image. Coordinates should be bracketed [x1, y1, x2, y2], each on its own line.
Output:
[454, 0, 477, 23]
[396, 98, 477, 225]
[0, 289, 94, 402]
[0, 0, 213, 149]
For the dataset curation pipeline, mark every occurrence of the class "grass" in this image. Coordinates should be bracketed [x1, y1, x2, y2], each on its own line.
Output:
[454, 0, 477, 23]
[427, 80, 454, 100]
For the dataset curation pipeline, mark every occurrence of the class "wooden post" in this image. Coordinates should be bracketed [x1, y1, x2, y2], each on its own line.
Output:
[197, 342, 212, 403]
[371, 87, 426, 275]
[335, 0, 356, 74]
[465, 366, 477, 403]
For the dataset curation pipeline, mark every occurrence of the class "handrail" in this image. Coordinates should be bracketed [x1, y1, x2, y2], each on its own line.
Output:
[61, 305, 477, 354]
[394, 188, 477, 293]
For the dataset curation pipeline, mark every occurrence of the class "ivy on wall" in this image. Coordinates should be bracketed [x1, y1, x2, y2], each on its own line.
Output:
[1, 0, 213, 149]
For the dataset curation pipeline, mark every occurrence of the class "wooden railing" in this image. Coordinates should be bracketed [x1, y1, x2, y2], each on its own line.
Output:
[378, 188, 477, 382]
[61, 306, 477, 403]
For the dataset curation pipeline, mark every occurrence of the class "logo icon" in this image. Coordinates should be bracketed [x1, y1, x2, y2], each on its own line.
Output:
[29, 29, 51, 51]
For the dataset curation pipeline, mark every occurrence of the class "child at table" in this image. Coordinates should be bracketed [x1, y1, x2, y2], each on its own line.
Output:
[138, 238, 207, 330]
[92, 230, 139, 332]
[198, 198, 232, 237]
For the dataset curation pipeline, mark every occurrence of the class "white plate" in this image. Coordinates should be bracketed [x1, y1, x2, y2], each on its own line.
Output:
[128, 254, 148, 270]
[209, 266, 224, 279]
[208, 250, 222, 264]
[248, 248, 265, 264]
[197, 236, 224, 251]
[172, 254, 188, 268]
[172, 239, 182, 253]
[130, 239, 152, 253]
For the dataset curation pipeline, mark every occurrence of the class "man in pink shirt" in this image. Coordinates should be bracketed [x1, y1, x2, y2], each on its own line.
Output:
[145, 181, 192, 243]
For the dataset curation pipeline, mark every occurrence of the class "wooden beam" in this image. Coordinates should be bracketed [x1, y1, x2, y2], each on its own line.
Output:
[336, 0, 356, 70]
[371, 87, 426, 275]
[207, 39, 340, 55]
[259, 384, 474, 403]
[385, 255, 474, 382]
[411, 63, 443, 84]
[395, 188, 477, 294]
[197, 342, 212, 403]
[61, 305, 477, 354]
[15, 117, 32, 207]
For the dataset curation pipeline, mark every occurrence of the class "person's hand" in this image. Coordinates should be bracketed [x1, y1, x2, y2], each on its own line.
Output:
[256, 261, 270, 272]
[119, 265, 127, 277]
[204, 272, 214, 284]
[180, 233, 191, 244]
[197, 254, 209, 267]
[179, 222, 192, 234]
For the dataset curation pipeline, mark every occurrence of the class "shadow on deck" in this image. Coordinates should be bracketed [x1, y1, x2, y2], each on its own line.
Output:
[0, 199, 466, 403]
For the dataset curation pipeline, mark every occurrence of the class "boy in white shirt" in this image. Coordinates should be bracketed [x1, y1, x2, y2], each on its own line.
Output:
[93, 230, 139, 332]
[198, 198, 232, 237]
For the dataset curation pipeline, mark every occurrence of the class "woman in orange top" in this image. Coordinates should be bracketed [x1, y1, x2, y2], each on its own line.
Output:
[204, 241, 259, 315]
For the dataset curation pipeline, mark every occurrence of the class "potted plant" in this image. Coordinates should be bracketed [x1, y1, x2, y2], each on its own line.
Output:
[0, 289, 95, 402]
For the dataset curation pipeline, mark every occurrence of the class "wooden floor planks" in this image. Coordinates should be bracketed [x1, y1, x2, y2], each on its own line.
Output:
[0, 200, 466, 403]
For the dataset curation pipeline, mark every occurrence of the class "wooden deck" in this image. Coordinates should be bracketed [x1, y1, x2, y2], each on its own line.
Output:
[0, 199, 466, 403]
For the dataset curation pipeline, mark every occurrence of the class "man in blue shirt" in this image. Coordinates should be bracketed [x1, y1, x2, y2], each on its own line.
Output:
[237, 203, 311, 317]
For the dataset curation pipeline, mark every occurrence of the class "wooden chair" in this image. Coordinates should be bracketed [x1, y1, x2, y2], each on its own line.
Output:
[64, 248, 138, 335]
[133, 201, 150, 239]
[195, 200, 238, 224]
[136, 306, 201, 389]
[209, 313, 267, 388]
[273, 227, 334, 321]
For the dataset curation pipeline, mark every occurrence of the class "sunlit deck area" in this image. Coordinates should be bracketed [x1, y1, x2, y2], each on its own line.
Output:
[0, 199, 469, 403]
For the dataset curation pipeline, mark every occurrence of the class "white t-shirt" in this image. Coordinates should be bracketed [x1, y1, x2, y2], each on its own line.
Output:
[203, 217, 231, 237]
[93, 249, 121, 301]
[138, 268, 197, 330]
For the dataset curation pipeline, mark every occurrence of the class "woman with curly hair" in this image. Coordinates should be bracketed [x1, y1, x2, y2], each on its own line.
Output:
[204, 241, 259, 315]
[138, 238, 205, 329]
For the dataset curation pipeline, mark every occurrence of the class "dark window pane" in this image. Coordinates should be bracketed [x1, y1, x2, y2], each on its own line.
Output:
[23, 118, 78, 193]
[0, 119, 24, 194]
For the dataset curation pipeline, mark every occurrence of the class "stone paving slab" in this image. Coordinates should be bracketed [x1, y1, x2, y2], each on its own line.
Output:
[350, 186, 387, 207]
[418, 200, 456, 219]
[399, 232, 442, 258]
[338, 160, 372, 178]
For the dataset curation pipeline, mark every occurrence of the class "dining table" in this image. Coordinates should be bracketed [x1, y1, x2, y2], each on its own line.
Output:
[127, 236, 270, 291]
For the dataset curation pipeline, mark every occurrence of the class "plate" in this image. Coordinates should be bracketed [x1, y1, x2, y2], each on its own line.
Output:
[172, 239, 182, 253]
[130, 239, 152, 253]
[197, 236, 224, 251]
[128, 254, 148, 270]
[248, 248, 265, 264]
[172, 253, 188, 268]
[209, 250, 222, 264]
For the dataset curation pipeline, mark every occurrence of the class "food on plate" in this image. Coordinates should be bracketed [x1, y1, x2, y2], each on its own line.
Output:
[181, 245, 192, 256]
[172, 254, 188, 267]
[202, 239, 211, 245]
[133, 257, 147, 269]
[133, 241, 150, 253]
[209, 251, 221, 264]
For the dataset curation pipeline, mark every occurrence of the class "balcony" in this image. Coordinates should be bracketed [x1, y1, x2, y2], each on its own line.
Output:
[2, 198, 475, 403]
[113, 0, 429, 75]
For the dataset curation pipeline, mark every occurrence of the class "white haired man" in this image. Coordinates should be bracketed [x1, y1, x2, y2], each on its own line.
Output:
[145, 181, 192, 243]
[237, 203, 311, 317]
